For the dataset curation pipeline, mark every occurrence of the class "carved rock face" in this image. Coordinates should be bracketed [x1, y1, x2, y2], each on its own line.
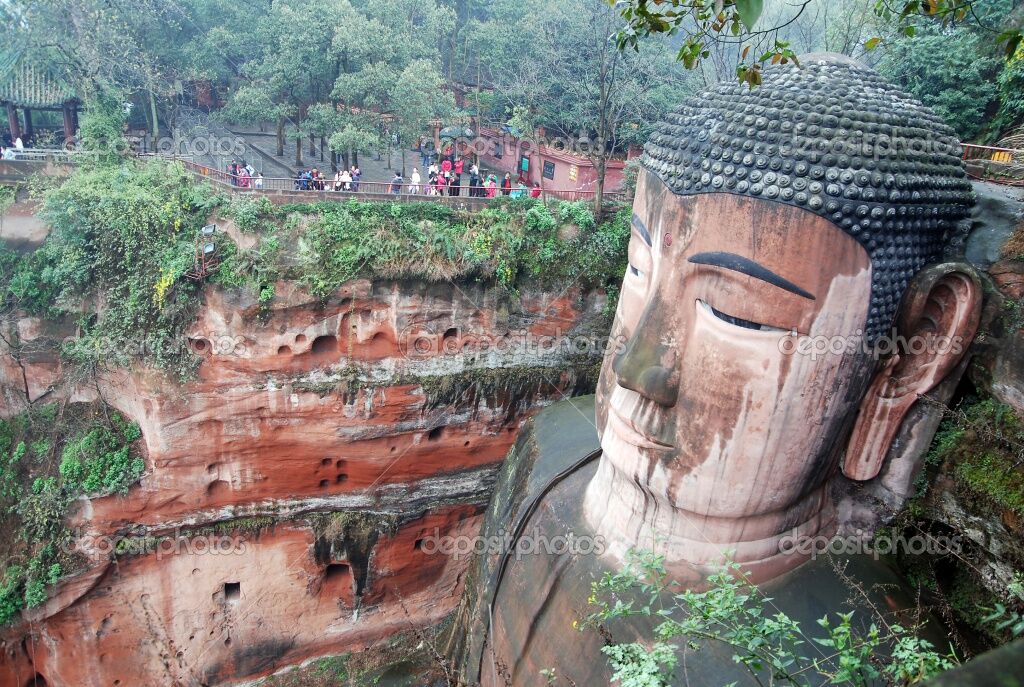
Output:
[641, 56, 973, 341]
[586, 169, 876, 581]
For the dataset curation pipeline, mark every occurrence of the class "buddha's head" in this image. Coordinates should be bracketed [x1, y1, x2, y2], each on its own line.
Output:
[585, 55, 981, 582]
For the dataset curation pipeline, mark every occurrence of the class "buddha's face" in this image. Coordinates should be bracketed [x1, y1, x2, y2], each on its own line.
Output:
[595, 170, 876, 523]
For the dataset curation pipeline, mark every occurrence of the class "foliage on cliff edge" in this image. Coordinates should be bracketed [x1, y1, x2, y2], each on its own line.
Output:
[891, 397, 1024, 650]
[0, 402, 143, 625]
[1, 159, 628, 380]
[0, 159, 221, 380]
[220, 194, 630, 300]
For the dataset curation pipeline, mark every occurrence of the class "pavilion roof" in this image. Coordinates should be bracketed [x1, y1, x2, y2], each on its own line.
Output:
[0, 50, 77, 109]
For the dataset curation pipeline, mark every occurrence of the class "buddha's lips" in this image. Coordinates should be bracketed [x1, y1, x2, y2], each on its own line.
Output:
[607, 403, 674, 450]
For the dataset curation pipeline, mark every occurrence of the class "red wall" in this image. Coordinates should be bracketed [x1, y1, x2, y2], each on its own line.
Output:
[476, 128, 627, 192]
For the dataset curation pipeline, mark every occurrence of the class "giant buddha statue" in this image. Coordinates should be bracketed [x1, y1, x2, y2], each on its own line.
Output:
[450, 55, 982, 686]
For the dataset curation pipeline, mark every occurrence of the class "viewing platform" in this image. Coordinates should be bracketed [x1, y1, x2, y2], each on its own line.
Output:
[0, 149, 629, 209]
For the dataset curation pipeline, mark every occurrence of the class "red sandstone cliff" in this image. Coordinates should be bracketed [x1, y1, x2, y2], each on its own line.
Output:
[0, 275, 609, 686]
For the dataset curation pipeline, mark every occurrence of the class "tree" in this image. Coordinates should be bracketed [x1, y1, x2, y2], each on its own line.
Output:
[220, 0, 344, 165]
[218, 85, 294, 157]
[611, 0, 1023, 87]
[390, 61, 458, 175]
[329, 0, 458, 172]
[328, 124, 382, 170]
[472, 0, 693, 214]
[877, 22, 1001, 140]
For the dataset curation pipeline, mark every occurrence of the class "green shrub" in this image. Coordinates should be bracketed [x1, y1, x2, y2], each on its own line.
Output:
[0, 404, 144, 624]
[0, 566, 25, 624]
[226, 195, 275, 233]
[0, 186, 15, 215]
[0, 159, 221, 379]
[927, 399, 1024, 516]
[298, 198, 628, 298]
[58, 416, 144, 496]
[584, 552, 956, 686]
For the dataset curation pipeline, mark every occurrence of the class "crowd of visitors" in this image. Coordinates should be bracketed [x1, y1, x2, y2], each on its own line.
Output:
[226, 160, 264, 189]
[1, 137, 26, 160]
[225, 150, 544, 200]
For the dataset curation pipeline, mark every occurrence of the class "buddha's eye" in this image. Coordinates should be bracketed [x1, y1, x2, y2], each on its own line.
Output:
[700, 300, 787, 333]
[629, 264, 644, 278]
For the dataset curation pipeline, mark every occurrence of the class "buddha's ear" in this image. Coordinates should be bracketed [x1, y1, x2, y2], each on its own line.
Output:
[843, 262, 982, 481]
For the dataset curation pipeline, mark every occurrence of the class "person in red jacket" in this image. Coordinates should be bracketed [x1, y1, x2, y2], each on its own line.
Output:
[530, 182, 542, 199]
[453, 158, 464, 196]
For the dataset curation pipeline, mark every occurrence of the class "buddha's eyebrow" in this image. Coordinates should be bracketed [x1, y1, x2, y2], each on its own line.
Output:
[631, 213, 652, 247]
[688, 252, 815, 300]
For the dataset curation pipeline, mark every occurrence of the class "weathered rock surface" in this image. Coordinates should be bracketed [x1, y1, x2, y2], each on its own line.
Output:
[0, 277, 609, 686]
[963, 181, 1024, 268]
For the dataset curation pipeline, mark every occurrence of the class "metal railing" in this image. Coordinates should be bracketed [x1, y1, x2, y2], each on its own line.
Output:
[1, 149, 630, 204]
[0, 147, 93, 163]
[961, 143, 1023, 163]
[961, 143, 1024, 187]
[177, 159, 626, 204]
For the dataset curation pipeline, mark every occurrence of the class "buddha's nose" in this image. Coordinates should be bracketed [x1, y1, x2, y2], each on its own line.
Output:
[612, 306, 679, 408]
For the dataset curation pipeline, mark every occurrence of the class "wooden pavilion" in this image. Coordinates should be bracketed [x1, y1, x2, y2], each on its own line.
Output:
[0, 51, 79, 145]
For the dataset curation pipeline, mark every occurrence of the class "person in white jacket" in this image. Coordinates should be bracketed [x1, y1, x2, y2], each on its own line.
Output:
[410, 167, 422, 194]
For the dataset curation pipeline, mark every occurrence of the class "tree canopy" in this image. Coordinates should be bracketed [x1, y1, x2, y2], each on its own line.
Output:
[2, 0, 1022, 166]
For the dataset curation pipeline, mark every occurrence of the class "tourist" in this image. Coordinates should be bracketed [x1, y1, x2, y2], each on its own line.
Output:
[254, 172, 264, 190]
[239, 168, 251, 189]
[486, 175, 498, 198]
[13, 136, 23, 150]
[511, 181, 528, 199]
[453, 157, 464, 196]
[390, 172, 404, 194]
[419, 138, 431, 167]
[469, 163, 480, 197]
[301, 170, 312, 190]
[530, 182, 541, 199]
[1, 146, 14, 160]
[228, 161, 238, 186]
[501, 172, 512, 196]
[351, 165, 361, 191]
[410, 167, 421, 194]
[245, 162, 255, 177]
[340, 168, 352, 191]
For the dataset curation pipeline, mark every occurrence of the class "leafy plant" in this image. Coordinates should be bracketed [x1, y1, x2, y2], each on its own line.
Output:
[0, 186, 15, 216]
[583, 551, 956, 686]
[0, 403, 144, 624]
[297, 198, 629, 299]
[0, 159, 222, 379]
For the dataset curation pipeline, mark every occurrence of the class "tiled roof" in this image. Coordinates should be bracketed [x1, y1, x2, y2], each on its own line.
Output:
[0, 52, 77, 109]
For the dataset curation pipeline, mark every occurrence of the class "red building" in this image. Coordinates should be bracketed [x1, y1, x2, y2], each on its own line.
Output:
[476, 126, 635, 193]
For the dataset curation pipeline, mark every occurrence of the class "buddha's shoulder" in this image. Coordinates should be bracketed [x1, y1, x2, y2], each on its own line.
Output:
[508, 394, 600, 484]
[485, 395, 600, 524]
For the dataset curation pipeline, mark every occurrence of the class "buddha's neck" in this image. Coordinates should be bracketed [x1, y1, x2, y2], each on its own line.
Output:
[582, 456, 836, 584]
